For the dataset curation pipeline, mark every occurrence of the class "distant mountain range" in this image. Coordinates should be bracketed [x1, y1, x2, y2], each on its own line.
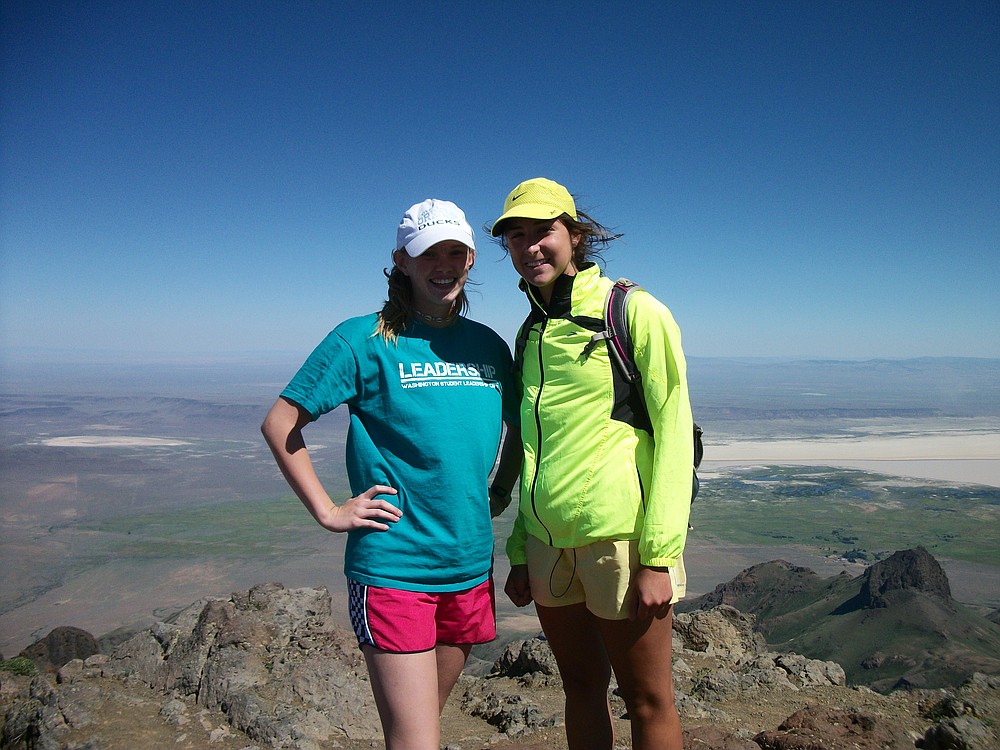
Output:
[3, 355, 999, 416]
[678, 546, 1000, 691]
[688, 356, 1000, 417]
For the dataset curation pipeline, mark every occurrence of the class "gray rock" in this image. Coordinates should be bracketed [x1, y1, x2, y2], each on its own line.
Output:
[159, 697, 190, 726]
[93, 583, 379, 746]
[775, 653, 846, 687]
[673, 605, 766, 662]
[491, 635, 559, 677]
[461, 684, 558, 737]
[3, 586, 879, 749]
[917, 715, 996, 750]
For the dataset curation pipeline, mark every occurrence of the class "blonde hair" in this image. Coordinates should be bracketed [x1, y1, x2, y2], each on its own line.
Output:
[375, 255, 471, 342]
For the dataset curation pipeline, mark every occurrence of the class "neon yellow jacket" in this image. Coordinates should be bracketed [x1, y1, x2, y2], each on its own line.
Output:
[507, 263, 693, 568]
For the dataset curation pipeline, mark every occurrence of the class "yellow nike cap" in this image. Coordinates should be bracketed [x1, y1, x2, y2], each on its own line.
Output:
[490, 177, 578, 236]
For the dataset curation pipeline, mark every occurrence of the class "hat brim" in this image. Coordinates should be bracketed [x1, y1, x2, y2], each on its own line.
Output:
[490, 204, 568, 236]
[404, 225, 476, 257]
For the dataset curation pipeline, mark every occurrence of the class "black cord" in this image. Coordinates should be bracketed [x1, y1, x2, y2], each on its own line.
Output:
[548, 547, 577, 599]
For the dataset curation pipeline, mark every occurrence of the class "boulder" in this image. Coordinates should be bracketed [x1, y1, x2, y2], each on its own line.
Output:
[755, 706, 912, 749]
[17, 626, 99, 672]
[673, 604, 767, 662]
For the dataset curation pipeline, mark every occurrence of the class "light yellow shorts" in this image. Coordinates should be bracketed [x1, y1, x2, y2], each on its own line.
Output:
[524, 535, 687, 620]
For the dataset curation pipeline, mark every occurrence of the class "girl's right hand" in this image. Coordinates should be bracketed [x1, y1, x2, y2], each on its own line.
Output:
[504, 564, 533, 607]
[318, 485, 401, 532]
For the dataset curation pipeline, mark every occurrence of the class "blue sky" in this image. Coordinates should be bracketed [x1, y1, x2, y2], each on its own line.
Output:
[2, 0, 997, 363]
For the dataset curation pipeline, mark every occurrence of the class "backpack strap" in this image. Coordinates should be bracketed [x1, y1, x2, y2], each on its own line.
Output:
[583, 278, 642, 382]
[513, 307, 545, 375]
[605, 278, 642, 382]
[513, 314, 530, 374]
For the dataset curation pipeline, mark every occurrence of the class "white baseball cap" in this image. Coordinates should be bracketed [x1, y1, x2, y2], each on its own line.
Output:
[396, 198, 476, 257]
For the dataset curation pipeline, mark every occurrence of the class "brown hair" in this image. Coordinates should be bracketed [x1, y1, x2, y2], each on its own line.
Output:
[560, 210, 622, 266]
[493, 209, 622, 267]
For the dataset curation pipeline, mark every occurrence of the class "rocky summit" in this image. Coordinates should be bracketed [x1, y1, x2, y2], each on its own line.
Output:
[2, 576, 999, 749]
[859, 547, 953, 608]
[680, 547, 1000, 691]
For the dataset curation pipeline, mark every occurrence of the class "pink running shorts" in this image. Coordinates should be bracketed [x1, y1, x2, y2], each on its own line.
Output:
[348, 578, 496, 653]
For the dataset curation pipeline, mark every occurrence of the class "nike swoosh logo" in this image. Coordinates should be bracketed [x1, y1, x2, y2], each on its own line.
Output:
[511, 192, 526, 202]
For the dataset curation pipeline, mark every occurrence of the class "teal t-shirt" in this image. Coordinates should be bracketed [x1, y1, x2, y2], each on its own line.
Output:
[281, 313, 517, 592]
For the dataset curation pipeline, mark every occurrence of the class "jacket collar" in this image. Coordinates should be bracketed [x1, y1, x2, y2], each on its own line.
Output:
[520, 262, 600, 319]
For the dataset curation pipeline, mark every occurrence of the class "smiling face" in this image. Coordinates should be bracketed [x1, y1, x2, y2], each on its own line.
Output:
[394, 239, 474, 318]
[504, 217, 581, 302]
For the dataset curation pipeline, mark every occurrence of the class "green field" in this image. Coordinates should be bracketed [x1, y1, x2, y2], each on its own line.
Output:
[691, 465, 1000, 567]
[76, 466, 1000, 572]
[73, 493, 344, 570]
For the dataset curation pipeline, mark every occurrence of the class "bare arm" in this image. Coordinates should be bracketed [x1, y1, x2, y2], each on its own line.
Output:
[261, 396, 401, 532]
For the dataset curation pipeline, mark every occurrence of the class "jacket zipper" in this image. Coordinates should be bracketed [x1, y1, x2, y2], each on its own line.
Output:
[527, 316, 553, 545]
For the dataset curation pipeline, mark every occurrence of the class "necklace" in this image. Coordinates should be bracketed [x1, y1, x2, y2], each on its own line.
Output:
[413, 308, 457, 326]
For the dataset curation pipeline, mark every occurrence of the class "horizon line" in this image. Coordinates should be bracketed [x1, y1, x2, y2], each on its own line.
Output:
[3, 348, 1000, 368]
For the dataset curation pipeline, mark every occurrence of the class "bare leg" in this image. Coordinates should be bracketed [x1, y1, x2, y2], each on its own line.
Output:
[435, 642, 472, 711]
[536, 602, 615, 750]
[362, 646, 441, 750]
[598, 606, 681, 750]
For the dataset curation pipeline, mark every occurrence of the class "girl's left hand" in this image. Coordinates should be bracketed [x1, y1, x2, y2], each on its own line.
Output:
[504, 564, 533, 607]
[630, 566, 674, 621]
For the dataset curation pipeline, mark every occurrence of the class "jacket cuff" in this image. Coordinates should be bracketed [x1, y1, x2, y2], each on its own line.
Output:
[641, 555, 679, 568]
